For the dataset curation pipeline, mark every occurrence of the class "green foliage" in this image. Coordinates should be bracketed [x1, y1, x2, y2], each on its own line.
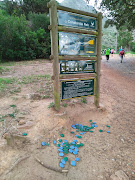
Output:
[48, 102, 55, 109]
[0, 10, 50, 61]
[81, 97, 87, 104]
[0, 66, 10, 74]
[117, 26, 133, 50]
[1, 0, 50, 16]
[129, 42, 135, 52]
[99, 0, 135, 31]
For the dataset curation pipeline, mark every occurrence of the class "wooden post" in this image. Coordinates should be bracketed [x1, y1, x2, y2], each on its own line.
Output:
[94, 12, 102, 107]
[49, 0, 60, 111]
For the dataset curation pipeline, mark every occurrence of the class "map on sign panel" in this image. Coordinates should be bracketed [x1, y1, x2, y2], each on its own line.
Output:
[59, 32, 96, 56]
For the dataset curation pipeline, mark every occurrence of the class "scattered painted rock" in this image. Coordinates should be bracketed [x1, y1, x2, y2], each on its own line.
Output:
[56, 144, 61, 147]
[61, 159, 66, 165]
[60, 163, 65, 168]
[22, 133, 27, 136]
[99, 129, 103, 132]
[90, 120, 92, 122]
[71, 131, 75, 134]
[64, 157, 68, 161]
[80, 132, 83, 135]
[59, 152, 64, 157]
[107, 131, 110, 133]
[60, 134, 64, 137]
[46, 143, 49, 146]
[70, 146, 75, 149]
[75, 157, 80, 161]
[58, 149, 63, 152]
[54, 140, 56, 144]
[73, 151, 78, 155]
[41, 142, 46, 146]
[69, 149, 73, 153]
[71, 161, 76, 166]
[59, 139, 62, 142]
[64, 140, 68, 143]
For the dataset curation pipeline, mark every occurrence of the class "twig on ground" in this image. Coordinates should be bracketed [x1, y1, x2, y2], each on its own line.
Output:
[35, 156, 68, 173]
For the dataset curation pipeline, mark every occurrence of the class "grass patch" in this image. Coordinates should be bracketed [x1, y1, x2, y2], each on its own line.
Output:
[0, 77, 16, 91]
[0, 67, 10, 74]
[18, 74, 51, 84]
[48, 102, 55, 109]
[81, 97, 87, 104]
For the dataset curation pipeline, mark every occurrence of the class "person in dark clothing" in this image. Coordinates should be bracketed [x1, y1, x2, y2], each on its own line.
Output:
[119, 49, 125, 63]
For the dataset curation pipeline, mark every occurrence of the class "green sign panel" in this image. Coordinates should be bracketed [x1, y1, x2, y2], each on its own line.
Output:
[59, 32, 96, 56]
[58, 10, 96, 30]
[61, 79, 95, 100]
[60, 60, 95, 74]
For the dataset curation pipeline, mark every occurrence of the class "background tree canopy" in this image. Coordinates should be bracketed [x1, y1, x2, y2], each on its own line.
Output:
[96, 0, 135, 31]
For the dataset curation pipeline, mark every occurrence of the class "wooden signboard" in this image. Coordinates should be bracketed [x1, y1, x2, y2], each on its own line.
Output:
[48, 0, 102, 111]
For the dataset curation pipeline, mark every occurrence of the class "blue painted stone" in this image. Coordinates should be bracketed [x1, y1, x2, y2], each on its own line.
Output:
[64, 140, 68, 143]
[75, 157, 80, 161]
[60, 146, 63, 150]
[71, 161, 76, 166]
[61, 159, 66, 165]
[75, 135, 79, 137]
[59, 153, 64, 157]
[74, 147, 79, 152]
[75, 124, 78, 126]
[70, 146, 75, 149]
[91, 124, 95, 128]
[83, 132, 86, 134]
[41, 142, 46, 146]
[54, 140, 56, 144]
[73, 151, 78, 155]
[107, 131, 110, 133]
[61, 142, 64, 146]
[94, 125, 98, 127]
[73, 140, 77, 143]
[58, 149, 63, 152]
[69, 149, 73, 153]
[72, 125, 76, 129]
[80, 132, 83, 135]
[60, 163, 65, 168]
[93, 122, 96, 124]
[72, 142, 76, 145]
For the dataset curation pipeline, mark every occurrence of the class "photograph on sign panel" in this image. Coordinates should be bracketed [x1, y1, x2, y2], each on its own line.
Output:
[59, 32, 96, 56]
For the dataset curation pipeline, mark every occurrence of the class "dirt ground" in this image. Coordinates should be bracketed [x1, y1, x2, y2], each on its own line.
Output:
[0, 54, 135, 180]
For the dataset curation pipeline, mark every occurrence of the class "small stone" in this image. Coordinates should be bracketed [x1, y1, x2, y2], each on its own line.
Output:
[59, 152, 64, 157]
[71, 131, 75, 134]
[41, 142, 46, 146]
[61, 159, 66, 165]
[75, 157, 80, 161]
[110, 170, 129, 180]
[71, 161, 76, 166]
[59, 139, 62, 142]
[73, 151, 78, 155]
[60, 134, 64, 137]
[107, 131, 110, 133]
[46, 143, 49, 146]
[64, 157, 68, 161]
[54, 140, 56, 144]
[90, 120, 92, 122]
[18, 120, 26, 125]
[22, 133, 27, 136]
[56, 144, 60, 147]
[60, 163, 65, 168]
[99, 129, 103, 132]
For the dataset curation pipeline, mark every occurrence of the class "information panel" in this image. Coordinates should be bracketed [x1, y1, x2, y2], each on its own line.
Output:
[61, 79, 95, 100]
[58, 10, 97, 30]
[59, 32, 96, 56]
[60, 60, 95, 74]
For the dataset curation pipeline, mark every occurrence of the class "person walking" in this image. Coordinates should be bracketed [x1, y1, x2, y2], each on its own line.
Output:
[106, 48, 110, 61]
[119, 49, 125, 63]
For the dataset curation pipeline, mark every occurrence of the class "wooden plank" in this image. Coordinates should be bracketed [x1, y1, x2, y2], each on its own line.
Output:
[57, 5, 98, 18]
[59, 73, 96, 80]
[59, 55, 97, 61]
[94, 13, 102, 107]
[58, 26, 98, 36]
[49, 0, 60, 111]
